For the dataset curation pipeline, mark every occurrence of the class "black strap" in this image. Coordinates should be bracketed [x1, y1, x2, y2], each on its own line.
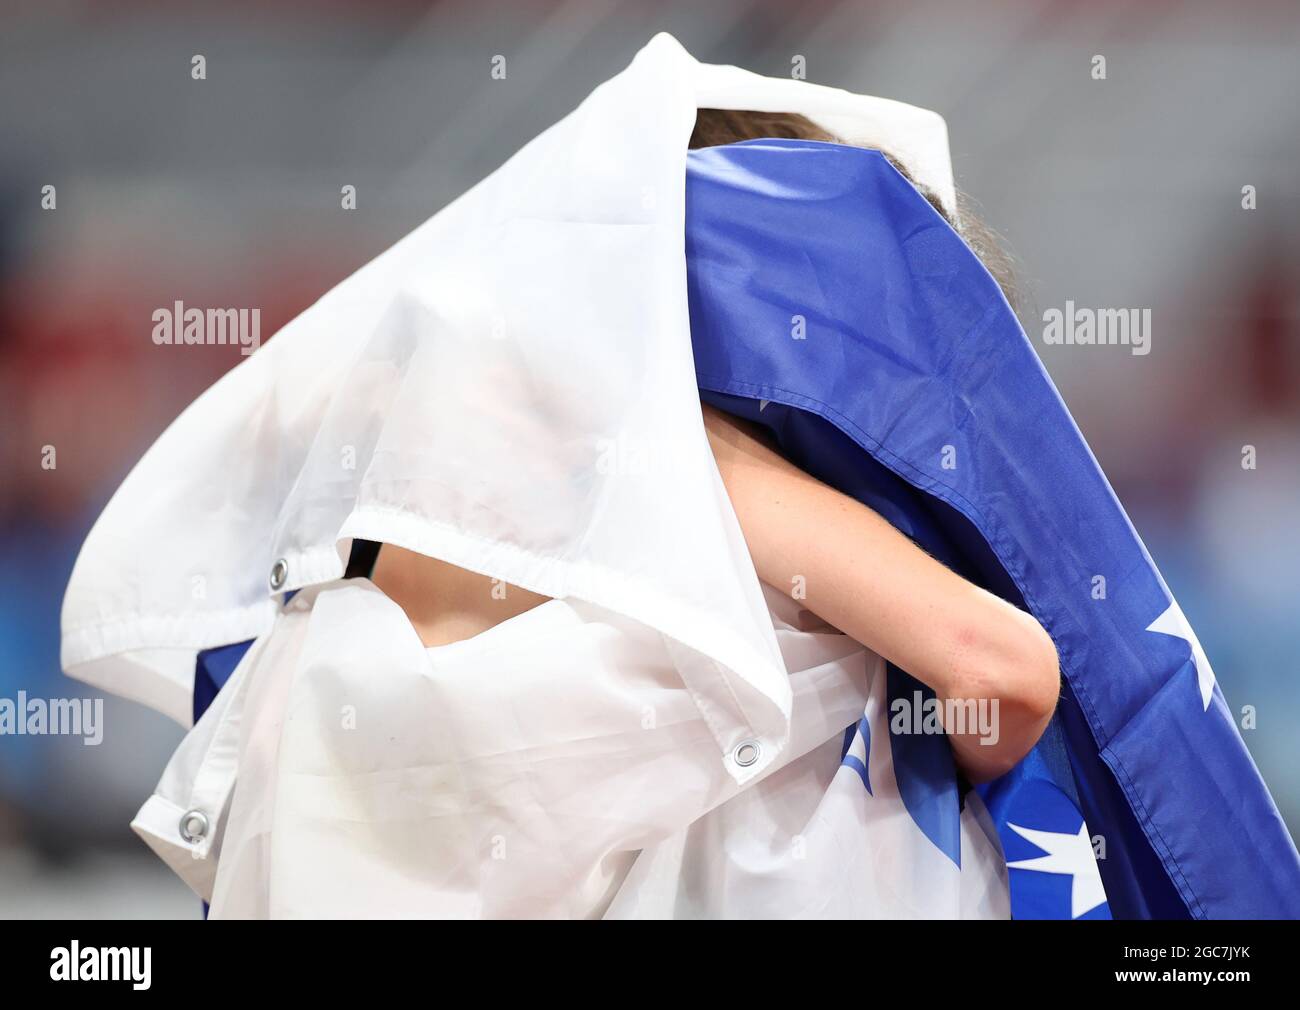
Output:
[343, 538, 382, 580]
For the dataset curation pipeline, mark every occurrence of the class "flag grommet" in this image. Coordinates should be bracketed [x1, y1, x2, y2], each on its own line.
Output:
[179, 809, 209, 844]
[732, 740, 762, 768]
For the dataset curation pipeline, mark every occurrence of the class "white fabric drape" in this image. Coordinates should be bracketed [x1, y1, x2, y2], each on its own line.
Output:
[62, 32, 954, 789]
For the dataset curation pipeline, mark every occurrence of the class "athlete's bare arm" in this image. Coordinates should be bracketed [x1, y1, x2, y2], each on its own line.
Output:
[371, 545, 552, 649]
[701, 402, 1060, 782]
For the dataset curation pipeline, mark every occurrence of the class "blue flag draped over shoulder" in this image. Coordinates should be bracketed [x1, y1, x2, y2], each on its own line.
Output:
[684, 138, 1300, 920]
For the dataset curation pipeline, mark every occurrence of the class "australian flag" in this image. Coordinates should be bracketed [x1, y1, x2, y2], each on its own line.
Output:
[685, 137, 1300, 919]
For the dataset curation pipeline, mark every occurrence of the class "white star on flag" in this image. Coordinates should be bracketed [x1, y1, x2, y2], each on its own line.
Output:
[1006, 821, 1108, 919]
[1145, 598, 1216, 710]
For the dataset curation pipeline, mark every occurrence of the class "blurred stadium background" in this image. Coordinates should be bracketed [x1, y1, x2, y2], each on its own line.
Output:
[1, 0, 1297, 917]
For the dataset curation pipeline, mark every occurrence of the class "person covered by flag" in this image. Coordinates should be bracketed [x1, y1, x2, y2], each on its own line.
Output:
[60, 34, 1299, 919]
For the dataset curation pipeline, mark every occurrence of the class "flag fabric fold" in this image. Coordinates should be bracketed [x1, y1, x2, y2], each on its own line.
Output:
[685, 137, 1300, 919]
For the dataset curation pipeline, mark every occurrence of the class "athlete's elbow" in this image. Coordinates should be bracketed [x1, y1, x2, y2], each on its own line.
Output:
[1005, 612, 1061, 727]
[951, 612, 1060, 777]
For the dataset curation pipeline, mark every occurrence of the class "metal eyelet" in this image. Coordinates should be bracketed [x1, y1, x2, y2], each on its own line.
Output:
[179, 809, 209, 844]
[732, 739, 762, 768]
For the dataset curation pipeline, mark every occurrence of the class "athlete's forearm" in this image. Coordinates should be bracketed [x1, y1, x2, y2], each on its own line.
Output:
[701, 402, 1059, 781]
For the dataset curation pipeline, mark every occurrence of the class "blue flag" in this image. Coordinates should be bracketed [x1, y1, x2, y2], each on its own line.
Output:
[685, 137, 1300, 919]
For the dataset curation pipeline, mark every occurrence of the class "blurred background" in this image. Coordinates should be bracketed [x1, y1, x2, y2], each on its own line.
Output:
[1, 0, 1297, 917]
